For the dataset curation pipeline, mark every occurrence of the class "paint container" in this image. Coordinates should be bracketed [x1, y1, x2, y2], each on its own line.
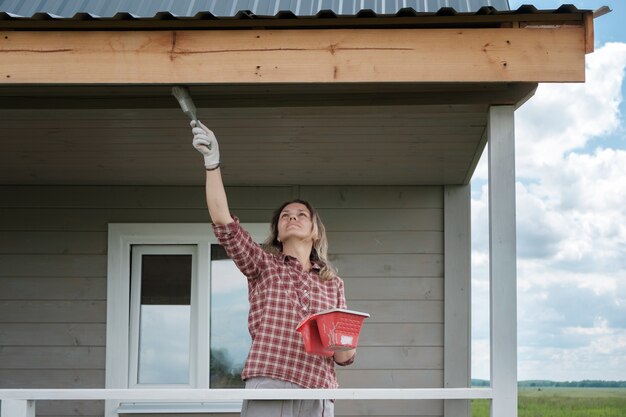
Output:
[296, 308, 369, 356]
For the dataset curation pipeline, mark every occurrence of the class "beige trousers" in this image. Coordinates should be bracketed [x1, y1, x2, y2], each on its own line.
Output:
[241, 377, 334, 417]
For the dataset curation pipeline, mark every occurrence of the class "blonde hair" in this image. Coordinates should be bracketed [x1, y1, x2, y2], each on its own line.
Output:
[261, 199, 337, 281]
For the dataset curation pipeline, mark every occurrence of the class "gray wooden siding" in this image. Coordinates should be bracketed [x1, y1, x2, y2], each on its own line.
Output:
[0, 185, 444, 417]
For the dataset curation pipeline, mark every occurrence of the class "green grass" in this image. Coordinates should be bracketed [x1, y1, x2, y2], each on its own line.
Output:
[471, 388, 626, 417]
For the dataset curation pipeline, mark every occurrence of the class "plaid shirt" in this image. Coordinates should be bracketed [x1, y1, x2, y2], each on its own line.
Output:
[213, 216, 351, 389]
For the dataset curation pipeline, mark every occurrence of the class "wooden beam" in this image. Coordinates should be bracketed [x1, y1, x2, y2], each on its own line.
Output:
[488, 106, 518, 417]
[584, 12, 595, 54]
[0, 27, 585, 84]
[443, 185, 472, 417]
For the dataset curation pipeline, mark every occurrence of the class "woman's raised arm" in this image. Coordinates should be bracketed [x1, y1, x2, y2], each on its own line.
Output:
[191, 121, 233, 225]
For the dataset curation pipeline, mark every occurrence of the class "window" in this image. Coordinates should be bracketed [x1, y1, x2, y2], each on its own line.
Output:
[105, 223, 267, 414]
[129, 246, 195, 387]
[209, 245, 250, 388]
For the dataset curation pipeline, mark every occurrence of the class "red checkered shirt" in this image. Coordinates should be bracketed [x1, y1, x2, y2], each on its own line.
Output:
[212, 216, 351, 389]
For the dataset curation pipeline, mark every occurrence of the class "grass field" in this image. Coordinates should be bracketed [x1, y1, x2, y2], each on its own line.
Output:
[471, 388, 626, 417]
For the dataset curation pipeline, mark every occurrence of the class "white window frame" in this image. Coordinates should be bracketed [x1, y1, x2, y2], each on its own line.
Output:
[129, 244, 198, 389]
[105, 223, 267, 416]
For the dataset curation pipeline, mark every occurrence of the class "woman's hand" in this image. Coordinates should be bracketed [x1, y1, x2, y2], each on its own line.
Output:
[334, 349, 356, 366]
[191, 120, 220, 169]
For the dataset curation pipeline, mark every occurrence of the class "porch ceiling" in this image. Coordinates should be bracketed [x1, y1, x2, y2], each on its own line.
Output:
[0, 82, 535, 186]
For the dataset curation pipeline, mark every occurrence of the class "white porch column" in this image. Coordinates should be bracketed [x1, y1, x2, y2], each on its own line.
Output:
[488, 106, 518, 417]
[444, 185, 471, 417]
[1, 400, 36, 417]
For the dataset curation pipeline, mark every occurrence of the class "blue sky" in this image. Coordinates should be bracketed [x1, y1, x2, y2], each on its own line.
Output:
[471, 1, 626, 381]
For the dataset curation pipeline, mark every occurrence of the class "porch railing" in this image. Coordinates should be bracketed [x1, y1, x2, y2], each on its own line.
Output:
[0, 388, 492, 416]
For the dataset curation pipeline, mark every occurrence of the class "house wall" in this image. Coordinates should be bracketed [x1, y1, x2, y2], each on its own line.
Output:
[0, 184, 444, 417]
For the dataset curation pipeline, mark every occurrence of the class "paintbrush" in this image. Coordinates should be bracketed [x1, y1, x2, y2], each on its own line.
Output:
[172, 86, 211, 150]
[171, 86, 199, 126]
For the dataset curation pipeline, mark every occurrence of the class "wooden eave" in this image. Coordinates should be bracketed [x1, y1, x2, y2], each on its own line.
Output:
[1, 7, 593, 85]
[0, 26, 590, 84]
[0, 9, 593, 186]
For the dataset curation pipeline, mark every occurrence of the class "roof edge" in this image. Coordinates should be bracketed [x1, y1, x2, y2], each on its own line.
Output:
[0, 7, 593, 31]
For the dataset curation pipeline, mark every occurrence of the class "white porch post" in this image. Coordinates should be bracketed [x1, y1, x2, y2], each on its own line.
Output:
[488, 105, 518, 417]
[444, 185, 471, 417]
[1, 400, 36, 417]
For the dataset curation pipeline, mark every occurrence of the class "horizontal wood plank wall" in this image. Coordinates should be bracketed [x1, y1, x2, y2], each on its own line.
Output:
[303, 186, 444, 417]
[0, 184, 443, 417]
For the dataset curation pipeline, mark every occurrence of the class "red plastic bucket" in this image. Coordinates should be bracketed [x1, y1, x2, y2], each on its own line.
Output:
[296, 316, 334, 357]
[296, 309, 369, 356]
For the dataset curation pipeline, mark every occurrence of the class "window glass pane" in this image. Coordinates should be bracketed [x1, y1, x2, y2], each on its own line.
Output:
[210, 245, 250, 388]
[138, 254, 192, 384]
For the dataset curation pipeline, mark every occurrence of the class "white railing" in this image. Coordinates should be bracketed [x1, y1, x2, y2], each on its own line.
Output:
[0, 388, 493, 416]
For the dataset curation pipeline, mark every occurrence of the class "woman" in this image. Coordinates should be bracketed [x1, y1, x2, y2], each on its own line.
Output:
[191, 121, 356, 417]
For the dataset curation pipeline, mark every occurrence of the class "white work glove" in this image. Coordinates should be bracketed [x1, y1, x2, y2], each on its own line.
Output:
[191, 120, 220, 170]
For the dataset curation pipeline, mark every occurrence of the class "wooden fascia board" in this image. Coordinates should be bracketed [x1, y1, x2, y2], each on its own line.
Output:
[584, 12, 594, 53]
[1, 27, 586, 84]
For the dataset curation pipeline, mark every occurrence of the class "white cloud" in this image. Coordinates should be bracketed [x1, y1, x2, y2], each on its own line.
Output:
[515, 42, 626, 176]
[472, 42, 626, 182]
[518, 148, 626, 272]
[471, 42, 626, 381]
[518, 326, 626, 381]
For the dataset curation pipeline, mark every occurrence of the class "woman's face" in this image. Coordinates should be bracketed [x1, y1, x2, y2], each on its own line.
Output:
[277, 202, 316, 244]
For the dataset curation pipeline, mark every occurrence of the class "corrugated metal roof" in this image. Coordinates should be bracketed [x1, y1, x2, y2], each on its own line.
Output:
[0, 2, 591, 32]
[0, 0, 510, 18]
